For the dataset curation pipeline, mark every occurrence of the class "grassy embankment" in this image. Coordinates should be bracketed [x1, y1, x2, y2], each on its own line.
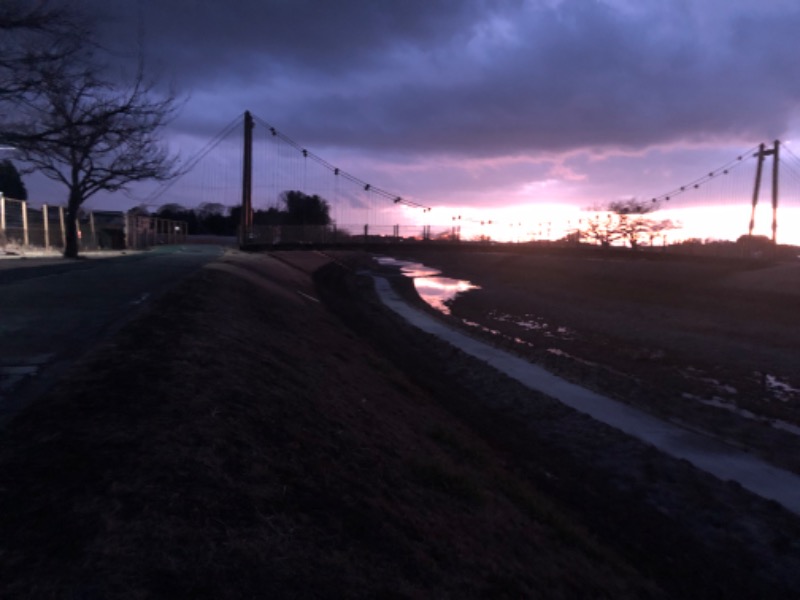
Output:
[0, 251, 662, 598]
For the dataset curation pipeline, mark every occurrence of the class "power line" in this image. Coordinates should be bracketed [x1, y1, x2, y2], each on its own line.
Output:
[251, 114, 430, 212]
[141, 113, 243, 206]
[647, 145, 761, 206]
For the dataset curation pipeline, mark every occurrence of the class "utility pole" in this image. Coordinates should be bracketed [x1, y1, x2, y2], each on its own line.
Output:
[749, 140, 780, 243]
[771, 139, 779, 244]
[240, 110, 254, 245]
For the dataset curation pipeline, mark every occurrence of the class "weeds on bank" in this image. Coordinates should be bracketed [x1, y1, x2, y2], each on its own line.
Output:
[406, 458, 486, 506]
[426, 425, 487, 467]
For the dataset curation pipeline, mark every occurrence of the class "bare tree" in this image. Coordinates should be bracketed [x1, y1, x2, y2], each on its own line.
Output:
[3, 47, 181, 257]
[581, 212, 624, 247]
[581, 199, 678, 249]
[647, 218, 679, 246]
[0, 1, 84, 103]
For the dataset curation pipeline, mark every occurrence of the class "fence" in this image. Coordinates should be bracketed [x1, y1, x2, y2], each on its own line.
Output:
[0, 194, 187, 252]
[245, 223, 442, 245]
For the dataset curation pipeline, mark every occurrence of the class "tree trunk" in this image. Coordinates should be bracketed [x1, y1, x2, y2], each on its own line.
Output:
[63, 189, 81, 258]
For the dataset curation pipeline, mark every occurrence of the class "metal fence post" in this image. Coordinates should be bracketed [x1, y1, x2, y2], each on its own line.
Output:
[89, 211, 97, 249]
[42, 204, 50, 250]
[21, 200, 29, 247]
[58, 207, 65, 249]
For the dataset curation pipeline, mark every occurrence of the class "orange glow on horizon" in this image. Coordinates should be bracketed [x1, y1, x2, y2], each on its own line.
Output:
[389, 203, 800, 246]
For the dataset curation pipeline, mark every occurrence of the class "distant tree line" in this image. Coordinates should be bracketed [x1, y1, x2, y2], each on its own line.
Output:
[0, 159, 27, 199]
[579, 199, 678, 248]
[149, 190, 332, 236]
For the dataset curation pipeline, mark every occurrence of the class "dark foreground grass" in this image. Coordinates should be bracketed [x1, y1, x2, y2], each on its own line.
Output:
[0, 252, 661, 599]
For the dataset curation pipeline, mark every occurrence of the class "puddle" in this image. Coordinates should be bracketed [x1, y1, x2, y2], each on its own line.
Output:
[683, 392, 800, 438]
[372, 274, 800, 515]
[547, 348, 599, 367]
[374, 256, 479, 314]
[682, 367, 800, 404]
[374, 258, 576, 357]
[461, 319, 502, 337]
[489, 310, 575, 340]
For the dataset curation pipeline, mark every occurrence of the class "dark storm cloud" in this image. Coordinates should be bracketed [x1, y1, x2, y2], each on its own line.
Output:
[279, 0, 800, 157]
[93, 0, 800, 159]
[97, 0, 511, 81]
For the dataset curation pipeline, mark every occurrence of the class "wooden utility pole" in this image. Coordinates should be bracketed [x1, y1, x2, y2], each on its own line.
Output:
[771, 139, 779, 244]
[240, 110, 254, 245]
[749, 140, 780, 243]
[42, 204, 50, 249]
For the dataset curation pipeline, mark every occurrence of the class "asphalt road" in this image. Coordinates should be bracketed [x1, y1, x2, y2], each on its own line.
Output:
[0, 245, 223, 426]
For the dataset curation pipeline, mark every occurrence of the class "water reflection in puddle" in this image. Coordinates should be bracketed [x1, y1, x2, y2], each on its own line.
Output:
[374, 256, 800, 438]
[682, 392, 800, 437]
[373, 256, 479, 314]
[489, 310, 575, 340]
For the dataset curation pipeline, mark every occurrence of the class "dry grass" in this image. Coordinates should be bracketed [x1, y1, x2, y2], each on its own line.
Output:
[0, 252, 663, 598]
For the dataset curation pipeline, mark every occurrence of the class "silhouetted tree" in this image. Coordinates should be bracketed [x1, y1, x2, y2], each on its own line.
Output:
[280, 190, 331, 226]
[607, 199, 655, 249]
[156, 203, 198, 233]
[581, 199, 677, 249]
[0, 159, 27, 199]
[3, 46, 181, 257]
[128, 204, 150, 217]
[0, 1, 83, 104]
[581, 212, 623, 248]
[196, 202, 233, 235]
[253, 206, 285, 226]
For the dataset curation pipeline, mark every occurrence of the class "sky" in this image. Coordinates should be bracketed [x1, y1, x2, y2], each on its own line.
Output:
[19, 0, 800, 242]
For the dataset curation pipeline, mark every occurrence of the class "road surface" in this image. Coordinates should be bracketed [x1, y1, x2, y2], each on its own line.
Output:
[0, 245, 223, 425]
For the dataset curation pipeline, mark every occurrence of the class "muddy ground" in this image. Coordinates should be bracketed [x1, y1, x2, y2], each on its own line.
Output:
[0, 248, 799, 598]
[389, 247, 800, 475]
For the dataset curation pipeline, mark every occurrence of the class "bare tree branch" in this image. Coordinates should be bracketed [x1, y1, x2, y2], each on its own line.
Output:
[0, 1, 86, 103]
[581, 198, 679, 249]
[3, 34, 183, 258]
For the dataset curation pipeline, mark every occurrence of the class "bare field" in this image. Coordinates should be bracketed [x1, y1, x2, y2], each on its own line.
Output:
[390, 249, 800, 474]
